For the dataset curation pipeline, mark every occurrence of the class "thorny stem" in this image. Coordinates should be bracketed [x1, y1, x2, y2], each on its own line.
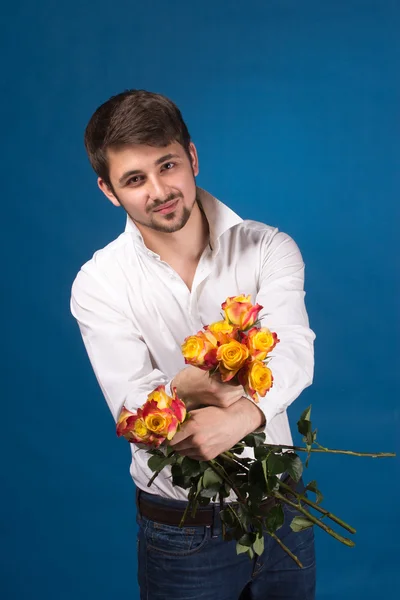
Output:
[278, 480, 356, 534]
[208, 459, 247, 504]
[265, 530, 303, 568]
[234, 443, 396, 458]
[273, 491, 355, 547]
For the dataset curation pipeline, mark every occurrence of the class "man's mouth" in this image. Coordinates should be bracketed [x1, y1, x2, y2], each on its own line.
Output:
[153, 199, 179, 214]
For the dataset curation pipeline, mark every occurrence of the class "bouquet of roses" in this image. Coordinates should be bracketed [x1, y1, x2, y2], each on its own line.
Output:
[117, 295, 395, 567]
[181, 294, 278, 401]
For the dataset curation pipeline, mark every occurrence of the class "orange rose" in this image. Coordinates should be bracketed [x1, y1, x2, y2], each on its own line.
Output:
[116, 387, 187, 447]
[181, 331, 218, 370]
[116, 406, 164, 446]
[239, 360, 274, 402]
[170, 387, 187, 423]
[142, 401, 179, 441]
[222, 295, 263, 330]
[216, 340, 250, 382]
[147, 385, 173, 409]
[244, 327, 279, 360]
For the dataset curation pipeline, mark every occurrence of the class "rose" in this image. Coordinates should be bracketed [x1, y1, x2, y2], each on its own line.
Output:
[222, 295, 263, 330]
[207, 320, 235, 335]
[116, 386, 187, 447]
[146, 385, 173, 409]
[216, 339, 250, 382]
[244, 327, 279, 361]
[181, 331, 218, 370]
[142, 401, 179, 441]
[239, 360, 274, 401]
[116, 407, 164, 447]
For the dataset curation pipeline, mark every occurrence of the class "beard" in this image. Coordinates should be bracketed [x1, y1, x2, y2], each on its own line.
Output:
[115, 191, 195, 234]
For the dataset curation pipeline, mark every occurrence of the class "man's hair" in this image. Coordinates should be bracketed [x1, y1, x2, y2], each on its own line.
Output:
[84, 89, 191, 188]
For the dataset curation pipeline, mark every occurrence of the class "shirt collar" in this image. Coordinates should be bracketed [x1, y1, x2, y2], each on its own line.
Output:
[124, 187, 242, 253]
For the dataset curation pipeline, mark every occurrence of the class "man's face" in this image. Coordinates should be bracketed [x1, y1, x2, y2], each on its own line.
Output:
[98, 141, 199, 234]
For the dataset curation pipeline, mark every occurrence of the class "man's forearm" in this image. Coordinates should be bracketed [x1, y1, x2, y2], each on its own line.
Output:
[226, 397, 266, 436]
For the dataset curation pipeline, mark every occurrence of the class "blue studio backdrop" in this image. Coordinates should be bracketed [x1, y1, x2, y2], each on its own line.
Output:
[1, 1, 398, 599]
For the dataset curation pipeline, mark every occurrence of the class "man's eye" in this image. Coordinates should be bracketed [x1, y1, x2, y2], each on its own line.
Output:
[162, 162, 175, 171]
[127, 176, 143, 185]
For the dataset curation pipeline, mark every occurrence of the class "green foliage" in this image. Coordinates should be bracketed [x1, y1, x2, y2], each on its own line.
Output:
[142, 403, 373, 567]
[305, 480, 323, 504]
[264, 504, 285, 533]
[242, 432, 266, 447]
[290, 516, 314, 532]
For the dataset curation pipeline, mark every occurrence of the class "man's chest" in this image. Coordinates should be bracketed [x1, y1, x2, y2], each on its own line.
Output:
[121, 251, 260, 352]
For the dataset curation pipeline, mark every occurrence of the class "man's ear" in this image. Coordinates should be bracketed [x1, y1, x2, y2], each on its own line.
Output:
[189, 142, 199, 177]
[97, 178, 121, 207]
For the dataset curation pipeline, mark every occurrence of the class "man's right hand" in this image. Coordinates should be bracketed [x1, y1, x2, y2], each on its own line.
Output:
[171, 365, 245, 411]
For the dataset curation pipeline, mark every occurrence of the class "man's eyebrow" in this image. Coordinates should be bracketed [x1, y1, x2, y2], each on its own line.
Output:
[118, 154, 181, 185]
[154, 153, 180, 165]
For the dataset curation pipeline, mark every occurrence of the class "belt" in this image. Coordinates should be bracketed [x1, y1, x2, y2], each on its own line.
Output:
[136, 475, 298, 527]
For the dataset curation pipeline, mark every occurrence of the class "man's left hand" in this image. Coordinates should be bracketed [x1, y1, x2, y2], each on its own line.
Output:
[168, 399, 265, 461]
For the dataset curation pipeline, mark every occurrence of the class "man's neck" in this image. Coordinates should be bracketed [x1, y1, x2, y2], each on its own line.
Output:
[137, 201, 210, 264]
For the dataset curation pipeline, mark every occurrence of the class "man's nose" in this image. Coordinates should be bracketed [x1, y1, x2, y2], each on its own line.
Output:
[146, 176, 170, 202]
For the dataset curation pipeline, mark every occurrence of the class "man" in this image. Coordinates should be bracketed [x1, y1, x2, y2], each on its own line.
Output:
[70, 89, 316, 599]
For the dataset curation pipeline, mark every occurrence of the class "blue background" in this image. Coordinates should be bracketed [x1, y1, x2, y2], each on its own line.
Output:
[1, 1, 399, 598]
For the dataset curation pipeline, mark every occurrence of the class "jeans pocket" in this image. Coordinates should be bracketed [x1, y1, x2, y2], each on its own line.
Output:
[141, 516, 211, 557]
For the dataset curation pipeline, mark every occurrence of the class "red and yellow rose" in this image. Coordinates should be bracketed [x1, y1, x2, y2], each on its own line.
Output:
[222, 295, 263, 330]
[216, 339, 250, 382]
[244, 327, 279, 361]
[239, 360, 274, 402]
[116, 385, 187, 447]
[181, 331, 218, 370]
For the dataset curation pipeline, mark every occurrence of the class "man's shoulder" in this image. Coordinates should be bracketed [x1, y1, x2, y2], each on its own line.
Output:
[229, 218, 280, 243]
[71, 231, 133, 296]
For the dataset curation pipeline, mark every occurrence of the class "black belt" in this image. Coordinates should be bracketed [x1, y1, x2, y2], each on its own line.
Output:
[136, 475, 298, 527]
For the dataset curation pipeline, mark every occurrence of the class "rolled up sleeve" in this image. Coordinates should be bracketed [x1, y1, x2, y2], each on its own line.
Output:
[253, 231, 315, 426]
[70, 269, 172, 422]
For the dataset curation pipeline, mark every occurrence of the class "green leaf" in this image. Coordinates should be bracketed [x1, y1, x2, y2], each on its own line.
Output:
[249, 462, 268, 493]
[238, 532, 256, 547]
[267, 453, 286, 476]
[220, 508, 238, 527]
[147, 454, 172, 472]
[297, 406, 312, 436]
[290, 516, 314, 532]
[165, 445, 175, 457]
[254, 446, 269, 460]
[305, 480, 323, 504]
[253, 533, 265, 556]
[264, 504, 285, 533]
[181, 457, 202, 477]
[282, 453, 303, 483]
[203, 468, 223, 488]
[170, 464, 192, 489]
[242, 432, 266, 447]
[306, 430, 317, 446]
[236, 542, 250, 555]
[265, 474, 279, 495]
[247, 485, 264, 506]
[199, 484, 221, 498]
[231, 444, 245, 455]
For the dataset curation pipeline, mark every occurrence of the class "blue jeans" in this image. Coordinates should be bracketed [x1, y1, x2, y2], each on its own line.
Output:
[136, 479, 316, 600]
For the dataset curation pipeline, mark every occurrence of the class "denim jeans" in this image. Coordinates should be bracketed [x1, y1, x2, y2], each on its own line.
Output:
[136, 479, 316, 600]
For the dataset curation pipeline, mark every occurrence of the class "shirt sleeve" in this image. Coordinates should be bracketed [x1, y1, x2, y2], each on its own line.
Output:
[253, 230, 316, 426]
[70, 268, 173, 422]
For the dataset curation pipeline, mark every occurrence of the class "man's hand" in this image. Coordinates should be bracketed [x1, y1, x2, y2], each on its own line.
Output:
[168, 398, 265, 461]
[172, 365, 245, 411]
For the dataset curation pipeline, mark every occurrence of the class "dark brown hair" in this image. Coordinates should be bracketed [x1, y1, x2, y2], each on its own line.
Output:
[84, 89, 191, 188]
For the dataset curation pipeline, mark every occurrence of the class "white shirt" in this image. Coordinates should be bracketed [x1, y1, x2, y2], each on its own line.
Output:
[70, 188, 315, 500]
